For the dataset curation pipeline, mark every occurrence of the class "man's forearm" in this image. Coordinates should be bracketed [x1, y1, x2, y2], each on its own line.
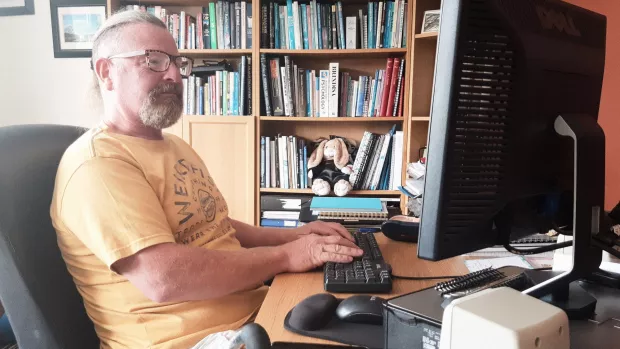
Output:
[230, 218, 296, 247]
[117, 243, 289, 303]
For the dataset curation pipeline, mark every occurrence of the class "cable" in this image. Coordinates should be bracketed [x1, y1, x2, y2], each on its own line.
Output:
[551, 222, 572, 236]
[391, 274, 463, 280]
[503, 240, 572, 255]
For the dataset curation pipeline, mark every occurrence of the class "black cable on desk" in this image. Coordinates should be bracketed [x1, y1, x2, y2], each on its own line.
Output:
[503, 240, 572, 255]
[390, 274, 463, 280]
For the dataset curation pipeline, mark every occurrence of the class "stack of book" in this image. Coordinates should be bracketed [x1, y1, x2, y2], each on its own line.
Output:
[261, 56, 406, 117]
[260, 0, 408, 49]
[260, 195, 312, 227]
[182, 56, 251, 116]
[301, 197, 399, 231]
[260, 135, 310, 189]
[125, 2, 253, 50]
[349, 126, 404, 191]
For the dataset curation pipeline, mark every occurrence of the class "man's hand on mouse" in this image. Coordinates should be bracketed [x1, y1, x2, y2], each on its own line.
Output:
[293, 220, 355, 242]
[281, 234, 363, 273]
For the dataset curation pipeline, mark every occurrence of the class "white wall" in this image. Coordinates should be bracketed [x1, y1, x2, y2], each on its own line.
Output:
[0, 0, 101, 127]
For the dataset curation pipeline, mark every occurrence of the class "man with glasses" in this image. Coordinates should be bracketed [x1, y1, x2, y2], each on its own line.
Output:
[50, 10, 363, 349]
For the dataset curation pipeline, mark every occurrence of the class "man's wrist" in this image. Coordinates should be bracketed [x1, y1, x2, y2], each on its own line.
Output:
[272, 244, 292, 273]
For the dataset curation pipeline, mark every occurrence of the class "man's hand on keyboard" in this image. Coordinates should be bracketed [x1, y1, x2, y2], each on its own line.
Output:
[294, 220, 355, 242]
[281, 234, 363, 273]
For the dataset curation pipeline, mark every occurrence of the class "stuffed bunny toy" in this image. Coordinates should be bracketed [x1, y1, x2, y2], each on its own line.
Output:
[307, 138, 354, 196]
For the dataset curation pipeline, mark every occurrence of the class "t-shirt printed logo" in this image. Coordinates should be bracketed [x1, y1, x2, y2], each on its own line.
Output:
[173, 158, 212, 226]
[198, 189, 216, 222]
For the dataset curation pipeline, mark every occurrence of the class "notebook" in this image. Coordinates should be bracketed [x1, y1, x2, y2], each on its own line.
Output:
[309, 197, 383, 212]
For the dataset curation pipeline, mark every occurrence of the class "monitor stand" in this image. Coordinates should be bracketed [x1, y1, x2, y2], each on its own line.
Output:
[520, 114, 606, 320]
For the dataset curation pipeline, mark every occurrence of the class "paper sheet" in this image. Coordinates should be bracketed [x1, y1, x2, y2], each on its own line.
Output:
[465, 256, 533, 272]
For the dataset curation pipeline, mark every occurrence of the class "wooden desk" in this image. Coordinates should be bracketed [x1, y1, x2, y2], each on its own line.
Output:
[255, 234, 469, 345]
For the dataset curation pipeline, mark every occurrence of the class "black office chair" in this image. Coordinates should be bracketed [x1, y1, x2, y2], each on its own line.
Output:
[0, 124, 99, 349]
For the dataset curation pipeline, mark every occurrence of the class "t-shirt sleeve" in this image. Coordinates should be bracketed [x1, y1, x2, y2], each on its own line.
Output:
[59, 157, 175, 268]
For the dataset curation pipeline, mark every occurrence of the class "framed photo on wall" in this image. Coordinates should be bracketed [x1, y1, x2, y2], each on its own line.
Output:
[50, 0, 106, 58]
[421, 9, 441, 33]
[0, 0, 34, 16]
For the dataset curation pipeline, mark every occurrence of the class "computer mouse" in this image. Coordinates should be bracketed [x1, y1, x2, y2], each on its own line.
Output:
[288, 293, 339, 331]
[335, 295, 385, 325]
[381, 215, 420, 243]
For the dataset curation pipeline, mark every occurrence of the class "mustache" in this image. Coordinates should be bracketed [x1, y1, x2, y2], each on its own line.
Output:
[150, 83, 183, 98]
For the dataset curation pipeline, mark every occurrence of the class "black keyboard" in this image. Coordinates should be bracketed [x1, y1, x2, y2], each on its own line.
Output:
[323, 232, 392, 293]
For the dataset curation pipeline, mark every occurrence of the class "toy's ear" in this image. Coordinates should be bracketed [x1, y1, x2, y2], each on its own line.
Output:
[308, 140, 327, 169]
[333, 138, 350, 169]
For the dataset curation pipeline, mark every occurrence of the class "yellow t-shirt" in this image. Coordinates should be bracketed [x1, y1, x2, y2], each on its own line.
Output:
[50, 125, 268, 349]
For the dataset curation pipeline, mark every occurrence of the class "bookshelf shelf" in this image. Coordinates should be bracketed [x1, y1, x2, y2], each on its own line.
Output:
[121, 0, 208, 6]
[260, 116, 405, 122]
[415, 32, 439, 39]
[260, 188, 401, 196]
[411, 116, 430, 121]
[260, 48, 408, 58]
[179, 49, 253, 57]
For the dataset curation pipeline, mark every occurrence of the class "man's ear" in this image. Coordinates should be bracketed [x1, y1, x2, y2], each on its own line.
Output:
[94, 58, 114, 91]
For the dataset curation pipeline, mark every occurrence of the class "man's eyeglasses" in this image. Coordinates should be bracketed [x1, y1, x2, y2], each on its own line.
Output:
[107, 49, 194, 77]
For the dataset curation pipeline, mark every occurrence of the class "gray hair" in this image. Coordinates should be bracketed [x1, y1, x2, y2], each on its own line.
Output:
[90, 10, 166, 107]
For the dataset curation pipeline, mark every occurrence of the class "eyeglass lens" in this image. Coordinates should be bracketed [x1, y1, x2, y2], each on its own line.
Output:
[147, 51, 192, 76]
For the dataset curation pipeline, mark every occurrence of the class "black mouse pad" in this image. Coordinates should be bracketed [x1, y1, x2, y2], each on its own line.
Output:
[283, 309, 384, 349]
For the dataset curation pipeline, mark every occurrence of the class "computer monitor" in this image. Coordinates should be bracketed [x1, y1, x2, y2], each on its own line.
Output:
[418, 0, 611, 317]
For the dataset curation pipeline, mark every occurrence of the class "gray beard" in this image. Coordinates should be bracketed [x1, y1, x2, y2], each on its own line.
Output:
[138, 94, 183, 130]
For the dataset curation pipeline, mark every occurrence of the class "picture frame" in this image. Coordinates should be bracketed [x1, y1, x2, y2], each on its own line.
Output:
[0, 0, 34, 16]
[421, 9, 441, 34]
[50, 1, 106, 58]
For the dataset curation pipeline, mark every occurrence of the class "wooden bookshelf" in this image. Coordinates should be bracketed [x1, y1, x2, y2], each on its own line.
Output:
[109, 0, 440, 224]
[411, 116, 430, 121]
[260, 48, 407, 58]
[260, 188, 401, 196]
[414, 32, 438, 39]
[179, 49, 252, 57]
[260, 116, 405, 122]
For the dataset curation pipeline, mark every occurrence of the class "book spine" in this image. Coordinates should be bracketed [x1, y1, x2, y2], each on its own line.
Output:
[202, 8, 210, 49]
[328, 62, 339, 117]
[379, 57, 394, 116]
[261, 3, 269, 48]
[260, 54, 273, 116]
[319, 70, 329, 117]
[301, 4, 309, 49]
[287, 0, 296, 49]
[346, 17, 356, 49]
[247, 56, 252, 115]
[337, 1, 345, 49]
[239, 56, 246, 116]
[385, 57, 400, 117]
[260, 136, 266, 187]
[269, 2, 275, 48]
[209, 3, 217, 49]
[235, 2, 242, 49]
[281, 66, 293, 116]
[241, 1, 246, 49]
[267, 59, 283, 116]
[216, 2, 224, 49]
[392, 58, 405, 116]
[246, 3, 253, 48]
[274, 3, 280, 48]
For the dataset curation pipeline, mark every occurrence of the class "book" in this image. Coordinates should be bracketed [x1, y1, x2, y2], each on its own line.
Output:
[310, 197, 383, 211]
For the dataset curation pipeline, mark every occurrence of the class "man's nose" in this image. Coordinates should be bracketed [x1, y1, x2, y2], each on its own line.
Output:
[163, 63, 182, 83]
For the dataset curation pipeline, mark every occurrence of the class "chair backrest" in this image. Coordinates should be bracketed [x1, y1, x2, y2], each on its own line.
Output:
[0, 124, 99, 349]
